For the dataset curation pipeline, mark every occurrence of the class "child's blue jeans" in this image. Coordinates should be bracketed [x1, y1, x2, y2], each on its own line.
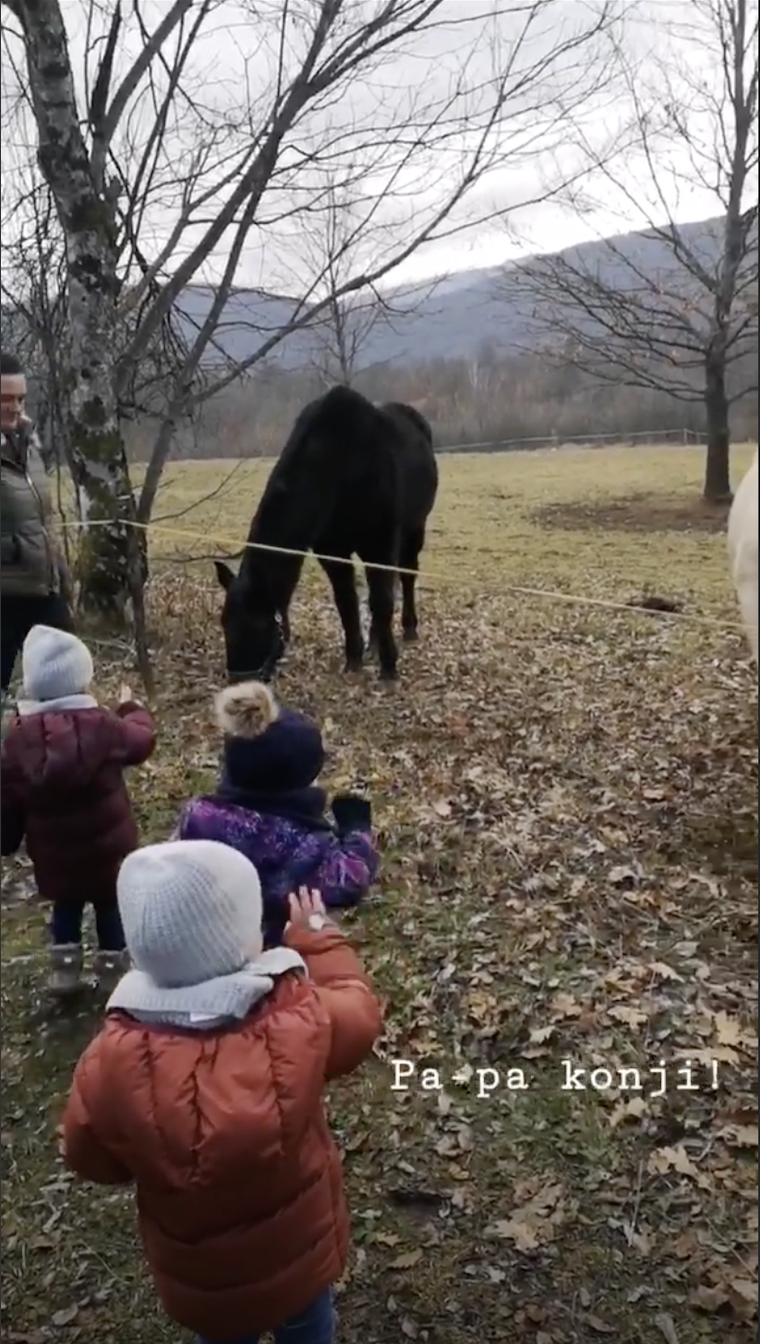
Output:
[50, 900, 126, 952]
[197, 1287, 335, 1344]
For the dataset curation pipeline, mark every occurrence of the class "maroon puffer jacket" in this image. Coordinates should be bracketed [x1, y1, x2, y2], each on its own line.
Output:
[1, 703, 155, 907]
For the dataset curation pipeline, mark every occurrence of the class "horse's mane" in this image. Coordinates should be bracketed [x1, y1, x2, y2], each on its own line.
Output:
[240, 390, 362, 583]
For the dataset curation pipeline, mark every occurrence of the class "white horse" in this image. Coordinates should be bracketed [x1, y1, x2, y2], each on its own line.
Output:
[727, 450, 758, 664]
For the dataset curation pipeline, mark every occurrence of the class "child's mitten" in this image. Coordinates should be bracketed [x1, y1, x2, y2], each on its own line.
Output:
[332, 794, 372, 834]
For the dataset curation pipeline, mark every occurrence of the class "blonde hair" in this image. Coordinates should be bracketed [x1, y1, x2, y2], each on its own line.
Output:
[214, 681, 279, 739]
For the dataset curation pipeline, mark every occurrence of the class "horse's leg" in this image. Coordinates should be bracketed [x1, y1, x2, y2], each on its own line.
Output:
[365, 558, 399, 680]
[367, 561, 394, 653]
[399, 525, 426, 641]
[319, 556, 364, 672]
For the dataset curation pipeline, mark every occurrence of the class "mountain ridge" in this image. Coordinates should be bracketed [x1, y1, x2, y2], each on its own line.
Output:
[174, 213, 731, 372]
[2, 214, 738, 379]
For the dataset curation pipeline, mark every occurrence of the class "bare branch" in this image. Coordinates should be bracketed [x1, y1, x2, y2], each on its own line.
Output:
[91, 0, 200, 184]
[504, 0, 758, 500]
[3, 0, 625, 612]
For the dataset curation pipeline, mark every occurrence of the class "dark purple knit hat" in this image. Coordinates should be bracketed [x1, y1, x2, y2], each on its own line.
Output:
[214, 682, 325, 793]
[223, 709, 325, 792]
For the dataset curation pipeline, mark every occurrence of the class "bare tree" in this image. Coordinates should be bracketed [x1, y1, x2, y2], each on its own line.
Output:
[294, 166, 441, 387]
[503, 0, 758, 500]
[2, 0, 621, 617]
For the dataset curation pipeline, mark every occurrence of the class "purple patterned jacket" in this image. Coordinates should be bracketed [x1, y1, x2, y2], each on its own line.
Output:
[178, 796, 380, 947]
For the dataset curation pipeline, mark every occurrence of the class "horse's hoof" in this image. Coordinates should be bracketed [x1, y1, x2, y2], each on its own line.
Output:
[344, 658, 364, 675]
[379, 665, 399, 682]
[402, 627, 419, 643]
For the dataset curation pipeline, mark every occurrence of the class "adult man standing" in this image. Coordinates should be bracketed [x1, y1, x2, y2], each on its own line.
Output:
[1, 350, 74, 695]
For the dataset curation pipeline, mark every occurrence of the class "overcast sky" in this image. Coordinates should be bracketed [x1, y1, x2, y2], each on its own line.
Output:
[1, 0, 754, 297]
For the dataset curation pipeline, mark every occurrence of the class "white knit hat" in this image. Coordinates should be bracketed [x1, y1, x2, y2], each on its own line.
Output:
[22, 625, 94, 702]
[116, 840, 264, 988]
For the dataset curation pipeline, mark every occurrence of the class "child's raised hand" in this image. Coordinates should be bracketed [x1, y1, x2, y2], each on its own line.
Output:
[287, 887, 327, 929]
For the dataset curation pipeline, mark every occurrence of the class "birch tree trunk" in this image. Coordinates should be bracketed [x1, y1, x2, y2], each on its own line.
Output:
[10, 0, 142, 619]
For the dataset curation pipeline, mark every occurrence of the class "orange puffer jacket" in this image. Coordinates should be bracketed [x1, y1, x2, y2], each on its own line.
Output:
[61, 926, 383, 1340]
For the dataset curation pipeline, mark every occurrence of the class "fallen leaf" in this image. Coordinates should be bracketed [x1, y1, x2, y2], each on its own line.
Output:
[672, 1230, 698, 1259]
[529, 1025, 555, 1044]
[387, 1249, 424, 1270]
[452, 1063, 473, 1086]
[647, 1144, 707, 1184]
[609, 1096, 648, 1129]
[683, 1045, 740, 1066]
[525, 1303, 549, 1322]
[713, 1010, 758, 1051]
[580, 1313, 616, 1334]
[608, 1004, 649, 1028]
[654, 1312, 680, 1344]
[608, 865, 638, 886]
[487, 1216, 541, 1251]
[51, 1305, 79, 1326]
[719, 1124, 759, 1148]
[691, 1284, 729, 1313]
[485, 1181, 567, 1250]
[628, 1228, 653, 1255]
[550, 992, 583, 1018]
[648, 961, 683, 983]
[727, 1278, 759, 1321]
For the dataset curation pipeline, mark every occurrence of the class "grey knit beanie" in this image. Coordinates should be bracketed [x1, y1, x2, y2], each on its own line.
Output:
[22, 625, 94, 702]
[116, 840, 264, 988]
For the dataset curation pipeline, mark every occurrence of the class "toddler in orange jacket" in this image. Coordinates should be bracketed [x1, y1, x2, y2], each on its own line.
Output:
[60, 840, 382, 1344]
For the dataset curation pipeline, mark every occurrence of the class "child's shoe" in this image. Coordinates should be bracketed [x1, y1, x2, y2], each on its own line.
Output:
[48, 944, 84, 997]
[93, 948, 130, 995]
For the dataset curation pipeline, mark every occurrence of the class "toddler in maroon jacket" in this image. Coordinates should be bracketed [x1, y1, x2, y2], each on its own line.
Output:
[1, 625, 156, 997]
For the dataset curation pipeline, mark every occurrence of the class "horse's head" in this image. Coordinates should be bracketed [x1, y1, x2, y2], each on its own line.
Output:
[214, 560, 287, 684]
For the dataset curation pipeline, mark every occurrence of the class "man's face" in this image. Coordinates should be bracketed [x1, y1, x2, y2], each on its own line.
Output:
[0, 373, 27, 432]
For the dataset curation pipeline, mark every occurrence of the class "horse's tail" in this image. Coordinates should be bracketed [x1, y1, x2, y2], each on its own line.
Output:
[214, 680, 279, 738]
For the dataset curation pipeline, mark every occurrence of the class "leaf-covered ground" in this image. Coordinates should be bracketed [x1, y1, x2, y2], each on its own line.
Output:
[2, 444, 758, 1344]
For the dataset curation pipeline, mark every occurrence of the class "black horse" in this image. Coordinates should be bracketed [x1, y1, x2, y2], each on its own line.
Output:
[214, 385, 438, 681]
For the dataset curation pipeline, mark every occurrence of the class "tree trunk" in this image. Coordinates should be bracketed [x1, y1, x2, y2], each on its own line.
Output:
[15, 0, 141, 617]
[69, 428, 145, 622]
[703, 352, 733, 503]
[65, 240, 146, 619]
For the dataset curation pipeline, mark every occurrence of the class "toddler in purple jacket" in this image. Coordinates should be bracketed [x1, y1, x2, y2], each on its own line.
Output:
[177, 681, 379, 946]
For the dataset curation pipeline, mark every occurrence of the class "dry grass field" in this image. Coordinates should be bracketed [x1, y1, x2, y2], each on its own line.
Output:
[2, 442, 758, 1344]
